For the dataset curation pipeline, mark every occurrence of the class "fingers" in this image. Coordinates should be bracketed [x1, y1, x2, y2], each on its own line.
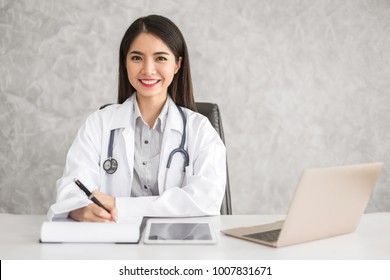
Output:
[110, 207, 118, 222]
[90, 204, 112, 221]
[70, 204, 115, 223]
[92, 191, 117, 222]
[92, 191, 116, 209]
[69, 191, 117, 222]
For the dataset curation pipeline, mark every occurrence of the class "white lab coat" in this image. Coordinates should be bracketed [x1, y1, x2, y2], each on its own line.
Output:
[47, 95, 226, 220]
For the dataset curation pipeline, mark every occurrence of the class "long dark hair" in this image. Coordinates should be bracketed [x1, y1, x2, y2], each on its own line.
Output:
[118, 15, 196, 111]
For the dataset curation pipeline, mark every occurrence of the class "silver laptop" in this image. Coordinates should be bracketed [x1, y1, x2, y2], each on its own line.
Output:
[222, 162, 383, 247]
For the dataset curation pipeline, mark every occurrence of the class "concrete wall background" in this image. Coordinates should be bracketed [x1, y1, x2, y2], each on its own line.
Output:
[1, 0, 389, 215]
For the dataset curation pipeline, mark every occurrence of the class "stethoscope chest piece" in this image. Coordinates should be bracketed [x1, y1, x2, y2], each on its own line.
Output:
[103, 157, 118, 174]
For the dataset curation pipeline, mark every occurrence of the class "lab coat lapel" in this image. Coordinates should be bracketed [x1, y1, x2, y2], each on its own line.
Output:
[110, 96, 136, 195]
[122, 125, 135, 187]
[158, 97, 184, 194]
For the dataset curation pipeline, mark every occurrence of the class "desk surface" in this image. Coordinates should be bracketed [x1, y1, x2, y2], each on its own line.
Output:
[1, 212, 389, 260]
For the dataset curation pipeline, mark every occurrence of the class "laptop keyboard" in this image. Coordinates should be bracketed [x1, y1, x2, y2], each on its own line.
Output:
[243, 229, 281, 242]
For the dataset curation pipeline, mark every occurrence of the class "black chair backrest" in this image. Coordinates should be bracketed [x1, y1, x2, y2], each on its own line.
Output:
[196, 102, 232, 215]
[99, 102, 232, 215]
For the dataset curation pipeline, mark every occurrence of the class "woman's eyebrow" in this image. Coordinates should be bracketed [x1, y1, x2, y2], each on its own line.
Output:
[154, 51, 170, 56]
[128, 50, 171, 56]
[128, 50, 143, 55]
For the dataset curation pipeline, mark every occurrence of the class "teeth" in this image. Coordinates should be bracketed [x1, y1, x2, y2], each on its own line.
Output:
[141, 80, 158, 85]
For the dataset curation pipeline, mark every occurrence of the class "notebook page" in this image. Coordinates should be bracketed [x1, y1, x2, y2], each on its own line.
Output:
[40, 216, 143, 243]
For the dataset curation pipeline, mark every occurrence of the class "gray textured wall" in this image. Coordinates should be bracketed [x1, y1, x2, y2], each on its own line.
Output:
[1, 0, 390, 215]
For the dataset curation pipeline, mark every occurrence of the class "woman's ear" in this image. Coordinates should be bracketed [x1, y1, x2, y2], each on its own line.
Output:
[174, 57, 182, 74]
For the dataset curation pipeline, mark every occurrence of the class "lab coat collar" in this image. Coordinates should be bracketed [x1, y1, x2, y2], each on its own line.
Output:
[109, 95, 135, 130]
[166, 95, 183, 134]
[109, 94, 183, 134]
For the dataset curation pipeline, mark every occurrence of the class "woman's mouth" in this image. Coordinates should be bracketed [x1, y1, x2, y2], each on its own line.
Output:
[140, 79, 160, 88]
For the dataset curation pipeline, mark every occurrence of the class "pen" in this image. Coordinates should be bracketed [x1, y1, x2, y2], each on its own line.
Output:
[73, 178, 111, 215]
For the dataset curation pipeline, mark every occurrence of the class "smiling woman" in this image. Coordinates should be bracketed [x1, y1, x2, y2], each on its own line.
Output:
[126, 33, 182, 126]
[47, 15, 227, 222]
[118, 15, 195, 111]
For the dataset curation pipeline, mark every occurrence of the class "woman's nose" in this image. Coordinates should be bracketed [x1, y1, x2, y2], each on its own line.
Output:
[142, 59, 157, 75]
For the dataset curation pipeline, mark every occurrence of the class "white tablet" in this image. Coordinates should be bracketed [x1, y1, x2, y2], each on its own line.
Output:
[143, 220, 217, 245]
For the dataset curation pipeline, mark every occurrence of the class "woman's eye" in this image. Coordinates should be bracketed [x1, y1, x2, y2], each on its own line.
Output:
[156, 56, 168, 61]
[130, 56, 142, 61]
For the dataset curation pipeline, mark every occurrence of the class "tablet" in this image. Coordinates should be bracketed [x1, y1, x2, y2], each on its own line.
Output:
[143, 220, 217, 244]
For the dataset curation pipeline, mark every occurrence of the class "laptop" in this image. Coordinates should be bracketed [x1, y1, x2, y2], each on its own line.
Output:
[222, 162, 383, 247]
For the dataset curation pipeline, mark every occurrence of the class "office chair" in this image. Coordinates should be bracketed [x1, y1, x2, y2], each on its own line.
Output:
[195, 102, 232, 215]
[99, 102, 232, 215]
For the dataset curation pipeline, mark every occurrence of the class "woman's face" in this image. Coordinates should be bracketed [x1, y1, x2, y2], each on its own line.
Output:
[126, 32, 181, 102]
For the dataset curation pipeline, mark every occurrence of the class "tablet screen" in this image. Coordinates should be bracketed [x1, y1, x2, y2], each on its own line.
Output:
[144, 222, 216, 244]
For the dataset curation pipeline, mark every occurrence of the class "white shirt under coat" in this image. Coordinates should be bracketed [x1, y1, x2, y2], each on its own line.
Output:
[47, 95, 227, 220]
[131, 96, 167, 197]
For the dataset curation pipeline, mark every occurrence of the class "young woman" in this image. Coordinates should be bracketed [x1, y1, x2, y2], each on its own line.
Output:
[48, 15, 226, 222]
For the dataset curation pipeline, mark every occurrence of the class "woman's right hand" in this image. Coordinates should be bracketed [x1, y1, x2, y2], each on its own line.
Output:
[69, 204, 117, 222]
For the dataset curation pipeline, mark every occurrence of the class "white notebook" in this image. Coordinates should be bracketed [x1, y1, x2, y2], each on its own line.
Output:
[40, 216, 143, 243]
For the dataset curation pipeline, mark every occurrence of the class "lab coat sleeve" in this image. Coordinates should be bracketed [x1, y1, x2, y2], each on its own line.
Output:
[47, 112, 103, 221]
[115, 116, 226, 217]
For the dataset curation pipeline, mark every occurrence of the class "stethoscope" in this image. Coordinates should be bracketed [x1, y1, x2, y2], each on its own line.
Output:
[103, 104, 189, 177]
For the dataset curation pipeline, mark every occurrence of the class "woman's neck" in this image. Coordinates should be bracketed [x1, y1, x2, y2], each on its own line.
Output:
[136, 94, 167, 128]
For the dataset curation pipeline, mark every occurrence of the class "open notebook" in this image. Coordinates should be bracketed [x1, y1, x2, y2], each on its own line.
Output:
[40, 216, 144, 243]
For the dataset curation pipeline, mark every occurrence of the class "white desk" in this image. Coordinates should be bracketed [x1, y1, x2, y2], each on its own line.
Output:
[1, 212, 389, 260]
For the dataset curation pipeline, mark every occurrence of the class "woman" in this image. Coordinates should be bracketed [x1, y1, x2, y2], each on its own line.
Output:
[48, 15, 226, 222]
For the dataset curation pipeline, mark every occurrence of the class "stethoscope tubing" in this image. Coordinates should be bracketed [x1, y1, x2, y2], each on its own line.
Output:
[104, 104, 189, 175]
[107, 130, 115, 158]
[166, 105, 189, 171]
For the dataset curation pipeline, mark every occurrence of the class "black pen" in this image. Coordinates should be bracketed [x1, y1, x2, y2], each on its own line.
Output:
[73, 178, 111, 214]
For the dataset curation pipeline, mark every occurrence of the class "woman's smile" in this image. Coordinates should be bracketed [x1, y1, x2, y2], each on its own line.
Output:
[139, 79, 161, 88]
